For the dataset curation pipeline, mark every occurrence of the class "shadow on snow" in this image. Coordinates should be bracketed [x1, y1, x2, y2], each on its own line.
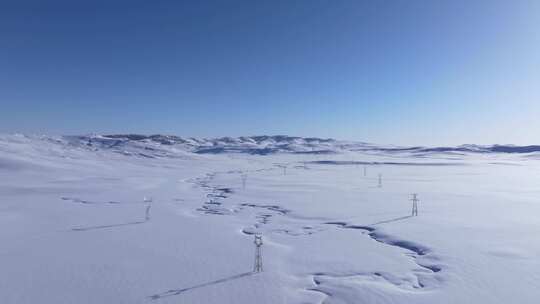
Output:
[149, 272, 254, 300]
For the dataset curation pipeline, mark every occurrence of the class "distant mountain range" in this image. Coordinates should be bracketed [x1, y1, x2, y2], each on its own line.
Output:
[2, 134, 540, 159]
[73, 134, 540, 155]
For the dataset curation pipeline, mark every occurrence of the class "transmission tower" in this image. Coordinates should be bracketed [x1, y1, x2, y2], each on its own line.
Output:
[411, 193, 419, 216]
[144, 204, 151, 221]
[241, 174, 247, 189]
[275, 164, 287, 175]
[363, 165, 367, 177]
[253, 235, 263, 273]
[378, 174, 382, 188]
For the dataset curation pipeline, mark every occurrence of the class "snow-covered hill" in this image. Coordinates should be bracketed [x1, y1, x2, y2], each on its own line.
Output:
[1, 133, 540, 303]
[2, 134, 539, 161]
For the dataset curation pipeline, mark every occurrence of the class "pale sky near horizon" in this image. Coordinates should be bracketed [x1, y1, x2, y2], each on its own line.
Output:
[1, 0, 539, 145]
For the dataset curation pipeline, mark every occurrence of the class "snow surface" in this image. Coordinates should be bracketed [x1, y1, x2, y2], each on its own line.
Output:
[1, 134, 540, 304]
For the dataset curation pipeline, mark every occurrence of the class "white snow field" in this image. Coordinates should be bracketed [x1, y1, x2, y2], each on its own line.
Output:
[1, 134, 540, 304]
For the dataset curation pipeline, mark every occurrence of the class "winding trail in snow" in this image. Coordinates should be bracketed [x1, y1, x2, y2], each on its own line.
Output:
[186, 166, 444, 302]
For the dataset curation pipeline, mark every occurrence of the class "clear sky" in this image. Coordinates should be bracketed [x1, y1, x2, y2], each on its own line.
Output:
[1, 0, 539, 145]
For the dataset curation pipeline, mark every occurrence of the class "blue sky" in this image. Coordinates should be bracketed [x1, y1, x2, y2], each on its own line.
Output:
[1, 0, 539, 145]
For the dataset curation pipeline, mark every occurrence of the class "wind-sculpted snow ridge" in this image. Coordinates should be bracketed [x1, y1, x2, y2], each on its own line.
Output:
[326, 222, 443, 271]
[310, 221, 444, 300]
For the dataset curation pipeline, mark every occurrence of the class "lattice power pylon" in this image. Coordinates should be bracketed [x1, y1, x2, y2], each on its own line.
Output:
[253, 235, 263, 273]
[411, 193, 419, 216]
[241, 174, 247, 190]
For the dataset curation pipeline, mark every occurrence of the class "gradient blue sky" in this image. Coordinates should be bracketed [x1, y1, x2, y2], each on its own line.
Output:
[1, 0, 539, 145]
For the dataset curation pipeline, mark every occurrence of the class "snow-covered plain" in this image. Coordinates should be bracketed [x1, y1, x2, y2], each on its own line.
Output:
[1, 134, 540, 304]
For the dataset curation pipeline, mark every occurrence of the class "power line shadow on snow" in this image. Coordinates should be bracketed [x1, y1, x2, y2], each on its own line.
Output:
[370, 215, 413, 226]
[71, 205, 151, 232]
[149, 272, 254, 300]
